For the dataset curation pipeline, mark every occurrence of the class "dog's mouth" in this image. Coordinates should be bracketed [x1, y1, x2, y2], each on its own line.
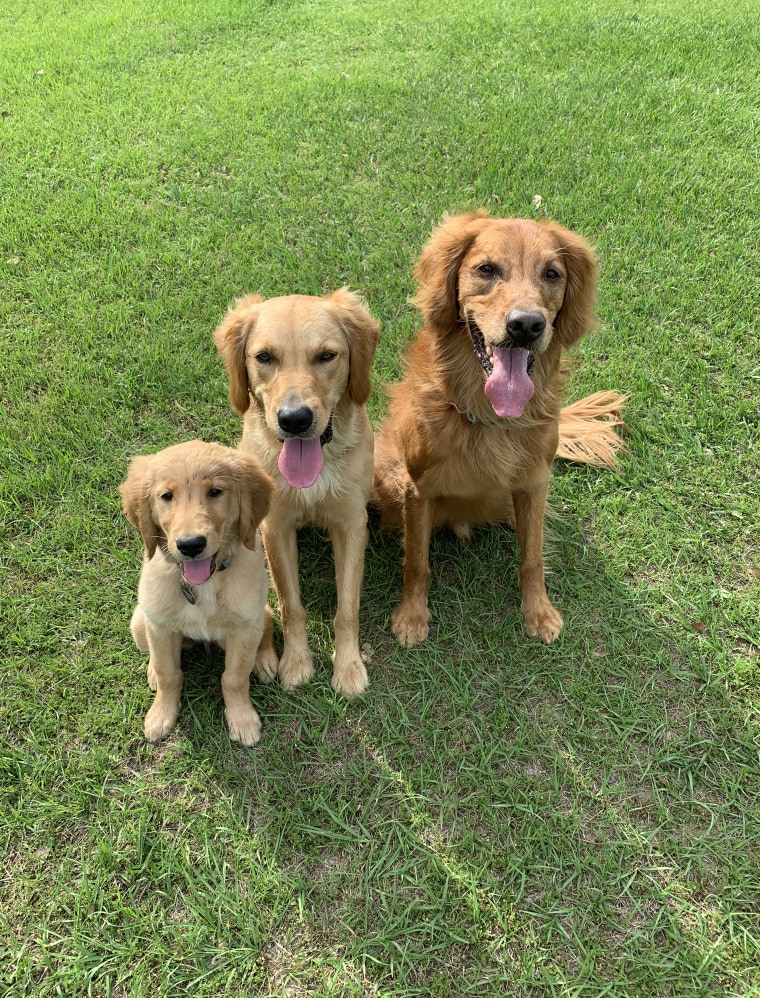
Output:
[181, 553, 217, 586]
[277, 416, 334, 489]
[465, 315, 536, 419]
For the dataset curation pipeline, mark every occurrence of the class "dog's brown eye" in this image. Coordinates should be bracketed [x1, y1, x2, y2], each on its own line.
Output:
[160, 491, 173, 502]
[477, 264, 495, 276]
[319, 351, 338, 362]
[255, 350, 271, 363]
[208, 487, 223, 498]
[545, 267, 561, 281]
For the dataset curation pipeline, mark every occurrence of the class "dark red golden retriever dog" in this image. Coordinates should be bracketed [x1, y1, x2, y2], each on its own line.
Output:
[372, 210, 624, 646]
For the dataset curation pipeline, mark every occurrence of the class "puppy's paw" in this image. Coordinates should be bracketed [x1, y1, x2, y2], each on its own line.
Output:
[278, 647, 315, 691]
[391, 601, 430, 646]
[144, 697, 179, 742]
[254, 645, 279, 685]
[331, 654, 369, 698]
[147, 661, 158, 691]
[524, 601, 564, 643]
[226, 704, 262, 747]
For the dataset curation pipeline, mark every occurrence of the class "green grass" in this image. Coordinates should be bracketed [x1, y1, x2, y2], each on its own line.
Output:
[2, 0, 760, 994]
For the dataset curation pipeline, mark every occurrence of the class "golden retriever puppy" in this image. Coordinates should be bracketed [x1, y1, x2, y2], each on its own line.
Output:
[373, 211, 624, 646]
[214, 290, 380, 696]
[121, 440, 273, 745]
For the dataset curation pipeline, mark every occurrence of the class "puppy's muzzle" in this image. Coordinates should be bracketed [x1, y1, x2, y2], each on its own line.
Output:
[505, 309, 546, 348]
[277, 404, 314, 437]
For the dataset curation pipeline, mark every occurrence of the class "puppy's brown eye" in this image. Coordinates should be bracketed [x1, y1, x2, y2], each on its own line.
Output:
[545, 267, 561, 281]
[160, 492, 173, 502]
[208, 487, 223, 498]
[477, 264, 495, 276]
[255, 350, 271, 363]
[319, 351, 337, 362]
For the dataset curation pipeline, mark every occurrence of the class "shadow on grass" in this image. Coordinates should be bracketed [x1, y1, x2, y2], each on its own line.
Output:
[157, 516, 760, 994]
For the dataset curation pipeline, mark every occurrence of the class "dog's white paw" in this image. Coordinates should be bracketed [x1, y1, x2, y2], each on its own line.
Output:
[332, 654, 369, 697]
[226, 704, 262, 747]
[254, 645, 279, 685]
[278, 647, 315, 691]
[144, 697, 179, 742]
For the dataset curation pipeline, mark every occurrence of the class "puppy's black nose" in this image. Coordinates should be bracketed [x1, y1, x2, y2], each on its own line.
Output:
[176, 535, 207, 558]
[506, 310, 546, 346]
[277, 405, 314, 435]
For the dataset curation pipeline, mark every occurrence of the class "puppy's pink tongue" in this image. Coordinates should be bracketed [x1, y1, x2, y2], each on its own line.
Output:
[182, 557, 214, 585]
[278, 437, 324, 489]
[484, 347, 535, 418]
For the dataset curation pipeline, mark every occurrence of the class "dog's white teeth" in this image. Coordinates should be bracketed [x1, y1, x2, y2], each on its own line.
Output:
[486, 344, 493, 358]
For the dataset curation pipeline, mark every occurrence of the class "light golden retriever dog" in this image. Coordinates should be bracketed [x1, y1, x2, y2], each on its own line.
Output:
[214, 290, 380, 696]
[121, 440, 273, 745]
[373, 211, 624, 646]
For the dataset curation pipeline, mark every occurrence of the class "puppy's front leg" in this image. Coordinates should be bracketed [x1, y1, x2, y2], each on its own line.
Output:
[512, 484, 563, 643]
[143, 625, 184, 741]
[391, 485, 433, 646]
[222, 626, 264, 746]
[330, 512, 369, 696]
[260, 516, 314, 691]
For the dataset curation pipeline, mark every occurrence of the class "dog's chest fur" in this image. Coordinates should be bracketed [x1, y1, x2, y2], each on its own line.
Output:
[138, 543, 267, 643]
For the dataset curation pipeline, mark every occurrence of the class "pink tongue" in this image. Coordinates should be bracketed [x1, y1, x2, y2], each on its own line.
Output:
[278, 437, 324, 489]
[183, 556, 214, 585]
[484, 347, 535, 418]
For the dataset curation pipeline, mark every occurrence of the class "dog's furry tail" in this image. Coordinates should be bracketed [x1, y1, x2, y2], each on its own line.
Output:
[557, 392, 627, 468]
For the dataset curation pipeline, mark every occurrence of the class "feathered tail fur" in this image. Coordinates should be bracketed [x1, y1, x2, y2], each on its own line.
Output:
[557, 392, 627, 468]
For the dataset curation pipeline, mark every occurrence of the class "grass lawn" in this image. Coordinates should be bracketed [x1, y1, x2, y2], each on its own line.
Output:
[2, 0, 759, 994]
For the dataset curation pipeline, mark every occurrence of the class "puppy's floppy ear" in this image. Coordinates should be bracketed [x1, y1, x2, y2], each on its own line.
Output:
[120, 455, 160, 558]
[545, 223, 597, 348]
[411, 210, 491, 330]
[234, 453, 273, 550]
[327, 288, 380, 406]
[213, 294, 263, 415]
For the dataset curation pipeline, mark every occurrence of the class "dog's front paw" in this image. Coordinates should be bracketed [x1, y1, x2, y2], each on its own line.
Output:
[254, 645, 279, 685]
[226, 704, 262, 747]
[523, 601, 564, 643]
[331, 653, 369, 697]
[278, 647, 315, 691]
[144, 696, 180, 742]
[391, 600, 430, 646]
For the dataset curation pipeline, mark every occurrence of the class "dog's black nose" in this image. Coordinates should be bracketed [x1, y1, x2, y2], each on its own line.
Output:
[506, 310, 546, 346]
[277, 405, 314, 435]
[176, 535, 207, 558]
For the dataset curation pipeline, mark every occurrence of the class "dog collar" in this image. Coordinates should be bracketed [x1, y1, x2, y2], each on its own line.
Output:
[161, 546, 232, 605]
[447, 400, 499, 427]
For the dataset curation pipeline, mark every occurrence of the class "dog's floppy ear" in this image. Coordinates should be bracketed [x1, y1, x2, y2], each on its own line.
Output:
[234, 453, 273, 550]
[213, 294, 263, 415]
[545, 223, 597, 348]
[411, 210, 491, 330]
[120, 455, 160, 558]
[327, 288, 380, 406]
